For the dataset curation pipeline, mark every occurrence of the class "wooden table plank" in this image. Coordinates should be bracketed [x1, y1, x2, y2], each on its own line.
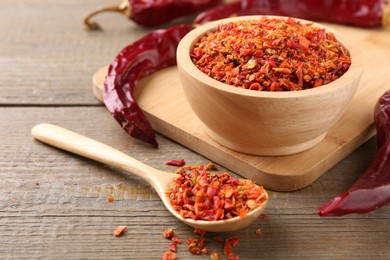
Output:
[1, 0, 389, 259]
[1, 107, 389, 259]
[0, 0, 155, 105]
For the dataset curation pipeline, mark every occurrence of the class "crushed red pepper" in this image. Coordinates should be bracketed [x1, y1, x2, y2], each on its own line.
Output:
[113, 225, 127, 237]
[168, 243, 178, 253]
[162, 227, 247, 258]
[259, 214, 268, 220]
[163, 229, 175, 239]
[187, 237, 208, 255]
[191, 17, 351, 91]
[165, 159, 186, 167]
[210, 252, 222, 260]
[162, 251, 176, 260]
[171, 236, 183, 244]
[166, 165, 267, 221]
[193, 228, 207, 237]
[223, 236, 240, 258]
[255, 228, 262, 237]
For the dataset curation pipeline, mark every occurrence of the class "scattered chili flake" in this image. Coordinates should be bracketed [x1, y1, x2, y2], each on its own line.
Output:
[226, 236, 239, 248]
[198, 162, 218, 171]
[107, 195, 114, 203]
[187, 237, 207, 255]
[255, 228, 262, 237]
[165, 159, 186, 167]
[259, 214, 268, 220]
[163, 229, 175, 239]
[161, 227, 246, 258]
[113, 226, 127, 237]
[205, 162, 217, 170]
[175, 162, 217, 174]
[171, 236, 183, 244]
[191, 17, 351, 91]
[168, 243, 178, 252]
[224, 237, 240, 257]
[210, 252, 222, 260]
[162, 251, 176, 260]
[194, 228, 207, 237]
[166, 165, 267, 221]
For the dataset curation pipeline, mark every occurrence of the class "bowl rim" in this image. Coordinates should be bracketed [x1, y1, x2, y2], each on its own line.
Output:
[177, 15, 364, 99]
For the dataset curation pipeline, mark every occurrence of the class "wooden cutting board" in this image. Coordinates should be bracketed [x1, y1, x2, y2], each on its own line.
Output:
[93, 24, 390, 191]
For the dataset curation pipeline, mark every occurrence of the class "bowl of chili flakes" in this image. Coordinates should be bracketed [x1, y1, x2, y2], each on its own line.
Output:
[177, 15, 363, 156]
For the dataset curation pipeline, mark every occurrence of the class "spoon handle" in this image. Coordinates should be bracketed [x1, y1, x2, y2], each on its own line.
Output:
[31, 123, 162, 185]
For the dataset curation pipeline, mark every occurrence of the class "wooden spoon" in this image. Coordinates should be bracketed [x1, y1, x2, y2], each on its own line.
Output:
[31, 123, 268, 232]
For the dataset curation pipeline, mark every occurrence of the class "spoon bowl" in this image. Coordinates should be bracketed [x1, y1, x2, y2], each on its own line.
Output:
[31, 123, 268, 232]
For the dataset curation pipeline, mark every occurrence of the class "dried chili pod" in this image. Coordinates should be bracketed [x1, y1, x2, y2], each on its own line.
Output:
[317, 90, 390, 216]
[104, 24, 193, 147]
[84, 0, 223, 30]
[194, 0, 390, 28]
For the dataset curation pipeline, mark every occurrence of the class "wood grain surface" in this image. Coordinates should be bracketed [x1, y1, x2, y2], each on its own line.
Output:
[1, 0, 389, 259]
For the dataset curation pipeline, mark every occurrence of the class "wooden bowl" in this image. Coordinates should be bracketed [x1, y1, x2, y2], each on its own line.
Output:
[176, 16, 364, 156]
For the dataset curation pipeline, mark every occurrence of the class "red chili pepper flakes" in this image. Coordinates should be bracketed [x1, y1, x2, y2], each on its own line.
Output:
[255, 228, 262, 237]
[223, 237, 239, 255]
[113, 225, 127, 237]
[107, 195, 114, 203]
[162, 251, 176, 260]
[210, 252, 222, 260]
[162, 227, 245, 258]
[175, 162, 217, 174]
[191, 17, 351, 91]
[194, 228, 207, 237]
[259, 214, 268, 220]
[163, 229, 175, 239]
[168, 243, 178, 253]
[165, 159, 186, 167]
[166, 165, 267, 221]
[171, 236, 183, 244]
[187, 237, 207, 255]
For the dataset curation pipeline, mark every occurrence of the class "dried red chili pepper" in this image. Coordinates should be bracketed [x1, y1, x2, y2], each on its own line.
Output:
[84, 0, 224, 30]
[194, 0, 390, 28]
[104, 25, 193, 147]
[317, 90, 390, 216]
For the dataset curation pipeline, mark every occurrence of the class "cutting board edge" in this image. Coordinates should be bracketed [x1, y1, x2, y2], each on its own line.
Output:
[152, 112, 376, 191]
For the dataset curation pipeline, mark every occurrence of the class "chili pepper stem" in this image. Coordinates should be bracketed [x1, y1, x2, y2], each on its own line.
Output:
[83, 0, 131, 30]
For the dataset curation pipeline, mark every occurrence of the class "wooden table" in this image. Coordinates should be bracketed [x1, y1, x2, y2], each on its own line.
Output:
[1, 1, 389, 259]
